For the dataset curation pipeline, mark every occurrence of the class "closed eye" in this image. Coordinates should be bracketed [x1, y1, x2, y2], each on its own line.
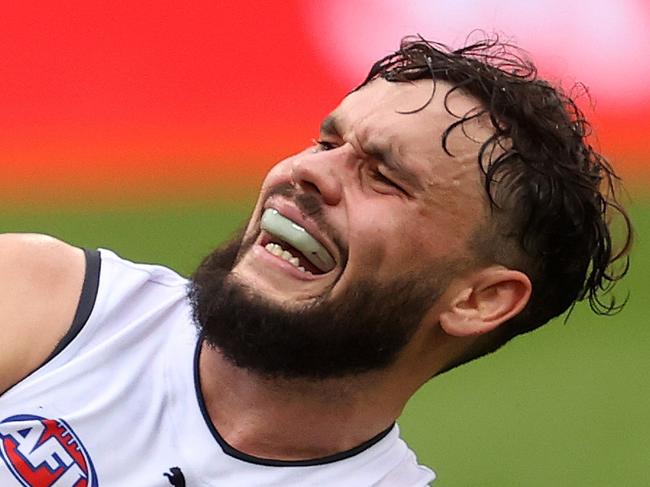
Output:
[312, 137, 408, 195]
[312, 139, 337, 151]
[370, 167, 405, 194]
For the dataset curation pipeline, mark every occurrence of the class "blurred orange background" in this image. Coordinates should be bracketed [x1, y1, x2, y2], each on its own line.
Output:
[2, 1, 649, 205]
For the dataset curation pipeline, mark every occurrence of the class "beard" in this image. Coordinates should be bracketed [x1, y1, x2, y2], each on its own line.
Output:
[189, 188, 447, 380]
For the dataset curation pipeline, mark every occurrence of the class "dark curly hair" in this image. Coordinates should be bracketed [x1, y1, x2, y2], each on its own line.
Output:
[357, 35, 632, 349]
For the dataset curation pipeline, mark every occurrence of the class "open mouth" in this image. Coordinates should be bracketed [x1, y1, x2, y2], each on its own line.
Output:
[260, 208, 336, 276]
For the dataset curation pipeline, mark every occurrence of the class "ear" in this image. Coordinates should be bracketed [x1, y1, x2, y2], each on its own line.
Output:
[438, 267, 531, 337]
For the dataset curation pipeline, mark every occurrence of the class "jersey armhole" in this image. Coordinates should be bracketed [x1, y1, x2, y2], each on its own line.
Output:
[0, 248, 101, 397]
[45, 248, 101, 361]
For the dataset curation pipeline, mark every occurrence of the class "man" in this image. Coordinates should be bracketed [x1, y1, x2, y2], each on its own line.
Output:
[0, 36, 631, 486]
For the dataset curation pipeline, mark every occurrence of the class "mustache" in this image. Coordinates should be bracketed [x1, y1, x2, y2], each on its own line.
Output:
[267, 182, 322, 218]
[264, 182, 348, 266]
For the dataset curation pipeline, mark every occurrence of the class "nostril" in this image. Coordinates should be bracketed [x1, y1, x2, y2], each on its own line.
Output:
[300, 181, 320, 195]
[291, 157, 342, 206]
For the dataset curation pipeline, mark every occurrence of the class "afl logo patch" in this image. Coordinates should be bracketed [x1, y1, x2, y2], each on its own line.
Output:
[0, 414, 98, 487]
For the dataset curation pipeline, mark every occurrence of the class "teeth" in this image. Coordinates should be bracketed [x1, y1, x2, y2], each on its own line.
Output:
[267, 243, 283, 257]
[261, 208, 336, 272]
[264, 242, 308, 272]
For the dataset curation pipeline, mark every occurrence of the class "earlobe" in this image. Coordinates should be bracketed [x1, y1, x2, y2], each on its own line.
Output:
[439, 268, 532, 337]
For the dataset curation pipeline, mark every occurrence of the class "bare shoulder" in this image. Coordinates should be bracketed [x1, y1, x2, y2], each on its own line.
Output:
[0, 233, 86, 393]
[0, 233, 85, 285]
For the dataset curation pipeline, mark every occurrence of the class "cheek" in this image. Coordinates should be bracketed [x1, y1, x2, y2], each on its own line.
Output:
[346, 207, 421, 274]
[418, 183, 485, 251]
[414, 205, 478, 263]
[343, 211, 385, 264]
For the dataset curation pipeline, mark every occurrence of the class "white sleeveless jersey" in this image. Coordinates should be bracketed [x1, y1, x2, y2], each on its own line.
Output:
[0, 249, 436, 486]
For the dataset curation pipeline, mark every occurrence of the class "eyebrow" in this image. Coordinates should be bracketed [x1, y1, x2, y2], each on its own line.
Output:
[320, 116, 423, 192]
[319, 115, 341, 138]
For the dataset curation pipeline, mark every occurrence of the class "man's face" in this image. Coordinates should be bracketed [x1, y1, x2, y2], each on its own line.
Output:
[234, 78, 488, 304]
[192, 78, 490, 379]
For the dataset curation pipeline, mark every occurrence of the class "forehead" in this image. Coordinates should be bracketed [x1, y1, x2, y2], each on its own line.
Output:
[330, 78, 492, 157]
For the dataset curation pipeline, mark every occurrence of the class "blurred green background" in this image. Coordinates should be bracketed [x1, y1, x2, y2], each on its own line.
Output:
[1, 197, 646, 487]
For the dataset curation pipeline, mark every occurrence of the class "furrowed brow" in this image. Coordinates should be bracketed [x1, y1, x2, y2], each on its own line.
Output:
[320, 114, 422, 192]
[319, 115, 342, 137]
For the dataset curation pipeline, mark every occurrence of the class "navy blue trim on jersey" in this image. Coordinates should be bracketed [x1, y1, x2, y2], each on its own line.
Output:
[193, 335, 395, 467]
[46, 248, 101, 360]
[0, 248, 101, 397]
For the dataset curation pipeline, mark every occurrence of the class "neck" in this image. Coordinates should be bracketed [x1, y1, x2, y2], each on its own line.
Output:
[199, 342, 412, 461]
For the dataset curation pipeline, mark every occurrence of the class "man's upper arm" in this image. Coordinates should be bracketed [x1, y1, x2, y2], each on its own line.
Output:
[0, 233, 86, 394]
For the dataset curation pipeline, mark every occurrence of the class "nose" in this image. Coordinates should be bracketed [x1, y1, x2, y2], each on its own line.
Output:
[290, 151, 343, 206]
